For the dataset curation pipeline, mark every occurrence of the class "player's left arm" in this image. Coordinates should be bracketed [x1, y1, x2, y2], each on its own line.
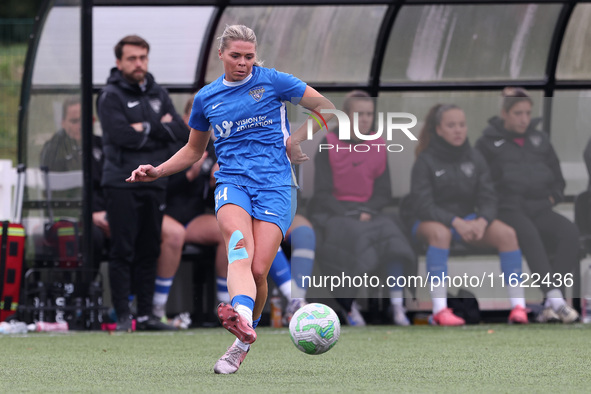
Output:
[288, 86, 335, 164]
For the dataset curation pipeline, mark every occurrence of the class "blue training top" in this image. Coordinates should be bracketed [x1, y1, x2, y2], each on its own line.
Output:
[189, 66, 307, 189]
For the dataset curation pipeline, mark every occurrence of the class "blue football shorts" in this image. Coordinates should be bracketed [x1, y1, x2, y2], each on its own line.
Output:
[411, 213, 478, 243]
[214, 183, 297, 237]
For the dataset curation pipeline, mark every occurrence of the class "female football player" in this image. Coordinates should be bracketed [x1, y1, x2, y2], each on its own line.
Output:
[127, 24, 334, 373]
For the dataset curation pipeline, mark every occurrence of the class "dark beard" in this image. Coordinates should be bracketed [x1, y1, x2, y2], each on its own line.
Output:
[122, 70, 145, 85]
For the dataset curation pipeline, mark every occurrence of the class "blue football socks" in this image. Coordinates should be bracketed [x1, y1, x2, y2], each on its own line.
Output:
[289, 226, 316, 297]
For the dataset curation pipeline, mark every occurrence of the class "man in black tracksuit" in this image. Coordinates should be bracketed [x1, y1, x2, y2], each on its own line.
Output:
[475, 90, 579, 323]
[97, 35, 189, 331]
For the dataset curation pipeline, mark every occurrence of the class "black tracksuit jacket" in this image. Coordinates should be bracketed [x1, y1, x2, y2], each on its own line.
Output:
[409, 135, 497, 226]
[96, 68, 189, 190]
[475, 116, 565, 216]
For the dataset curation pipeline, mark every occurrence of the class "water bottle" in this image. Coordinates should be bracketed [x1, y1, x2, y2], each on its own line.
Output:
[33, 321, 69, 332]
[0, 321, 28, 334]
[270, 289, 283, 328]
[582, 263, 591, 324]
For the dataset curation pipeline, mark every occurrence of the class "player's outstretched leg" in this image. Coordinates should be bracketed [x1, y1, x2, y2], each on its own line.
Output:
[214, 301, 257, 374]
[217, 302, 257, 344]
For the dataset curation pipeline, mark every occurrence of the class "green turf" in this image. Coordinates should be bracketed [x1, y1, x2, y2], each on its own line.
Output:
[1, 324, 590, 393]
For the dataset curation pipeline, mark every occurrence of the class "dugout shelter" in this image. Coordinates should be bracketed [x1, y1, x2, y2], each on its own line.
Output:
[16, 0, 591, 306]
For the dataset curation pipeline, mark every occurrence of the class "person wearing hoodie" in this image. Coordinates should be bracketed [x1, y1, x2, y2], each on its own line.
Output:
[409, 104, 528, 326]
[475, 87, 579, 324]
[96, 35, 188, 332]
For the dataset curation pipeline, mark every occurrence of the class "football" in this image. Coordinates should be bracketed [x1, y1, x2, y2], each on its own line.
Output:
[289, 303, 340, 355]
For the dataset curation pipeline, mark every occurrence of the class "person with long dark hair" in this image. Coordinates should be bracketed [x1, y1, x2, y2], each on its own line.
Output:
[409, 104, 528, 326]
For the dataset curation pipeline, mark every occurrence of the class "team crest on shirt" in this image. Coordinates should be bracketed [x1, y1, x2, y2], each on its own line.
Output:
[92, 146, 103, 162]
[460, 162, 475, 177]
[249, 86, 265, 102]
[149, 99, 162, 113]
[529, 134, 542, 147]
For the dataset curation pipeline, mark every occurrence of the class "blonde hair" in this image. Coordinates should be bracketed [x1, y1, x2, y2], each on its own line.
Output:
[218, 25, 263, 67]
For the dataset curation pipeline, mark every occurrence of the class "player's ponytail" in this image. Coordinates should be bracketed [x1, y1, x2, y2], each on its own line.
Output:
[218, 25, 264, 67]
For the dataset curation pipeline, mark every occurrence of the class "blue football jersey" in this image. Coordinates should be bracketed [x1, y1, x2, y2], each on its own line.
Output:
[189, 66, 307, 188]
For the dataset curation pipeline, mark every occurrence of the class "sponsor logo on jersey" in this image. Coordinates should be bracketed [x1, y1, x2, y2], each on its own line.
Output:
[215, 121, 233, 138]
[249, 86, 265, 102]
[92, 147, 103, 162]
[127, 101, 140, 108]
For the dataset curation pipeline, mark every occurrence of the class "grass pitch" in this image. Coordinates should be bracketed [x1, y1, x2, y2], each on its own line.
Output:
[1, 324, 590, 393]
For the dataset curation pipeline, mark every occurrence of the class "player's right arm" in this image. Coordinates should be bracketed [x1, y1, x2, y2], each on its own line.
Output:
[126, 129, 211, 183]
[289, 86, 335, 164]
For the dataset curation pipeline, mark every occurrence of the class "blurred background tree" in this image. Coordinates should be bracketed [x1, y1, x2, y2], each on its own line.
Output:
[0, 0, 44, 164]
[0, 0, 44, 18]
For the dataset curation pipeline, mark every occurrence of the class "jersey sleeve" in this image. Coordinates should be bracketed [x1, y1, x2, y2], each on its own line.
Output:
[270, 68, 307, 104]
[188, 93, 211, 132]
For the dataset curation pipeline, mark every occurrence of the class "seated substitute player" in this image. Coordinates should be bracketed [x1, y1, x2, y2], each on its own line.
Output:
[127, 25, 335, 374]
[475, 87, 579, 324]
[40, 96, 82, 171]
[308, 90, 417, 327]
[408, 103, 528, 326]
